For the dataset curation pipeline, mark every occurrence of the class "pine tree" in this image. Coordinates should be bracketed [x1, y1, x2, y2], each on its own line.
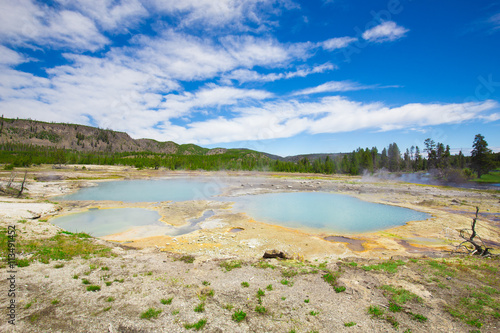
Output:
[471, 134, 492, 178]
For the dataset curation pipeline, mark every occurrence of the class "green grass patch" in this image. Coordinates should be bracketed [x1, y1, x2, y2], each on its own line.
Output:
[255, 305, 267, 314]
[266, 284, 273, 291]
[409, 312, 428, 323]
[220, 260, 243, 271]
[176, 255, 195, 264]
[194, 302, 205, 313]
[362, 260, 405, 273]
[184, 318, 207, 330]
[282, 269, 298, 278]
[280, 279, 293, 286]
[0, 230, 113, 265]
[334, 286, 346, 293]
[232, 310, 247, 322]
[86, 285, 101, 292]
[368, 305, 385, 318]
[385, 315, 399, 329]
[140, 308, 162, 320]
[472, 171, 500, 183]
[344, 322, 356, 327]
[106, 297, 115, 302]
[241, 281, 249, 288]
[427, 260, 456, 277]
[380, 285, 422, 304]
[161, 297, 173, 305]
[388, 303, 402, 312]
[254, 261, 275, 269]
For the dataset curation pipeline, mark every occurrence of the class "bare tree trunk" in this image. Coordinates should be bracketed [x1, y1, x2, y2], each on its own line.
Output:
[7, 172, 16, 188]
[17, 171, 27, 198]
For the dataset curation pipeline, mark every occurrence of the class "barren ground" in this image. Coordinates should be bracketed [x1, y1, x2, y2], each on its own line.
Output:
[1, 165, 499, 332]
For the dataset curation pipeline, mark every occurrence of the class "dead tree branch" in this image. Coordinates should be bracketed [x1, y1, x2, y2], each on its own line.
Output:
[456, 207, 494, 256]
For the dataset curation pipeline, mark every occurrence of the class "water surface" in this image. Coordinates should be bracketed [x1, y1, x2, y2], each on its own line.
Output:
[51, 208, 163, 237]
[228, 192, 430, 233]
[59, 179, 223, 202]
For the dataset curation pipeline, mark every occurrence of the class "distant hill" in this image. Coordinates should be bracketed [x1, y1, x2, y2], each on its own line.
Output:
[263, 153, 344, 162]
[0, 117, 226, 156]
[0, 117, 346, 164]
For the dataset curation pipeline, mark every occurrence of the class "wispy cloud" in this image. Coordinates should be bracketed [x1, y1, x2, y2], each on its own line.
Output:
[147, 0, 298, 32]
[322, 36, 357, 50]
[223, 63, 336, 84]
[362, 21, 409, 43]
[0, 46, 27, 66]
[489, 12, 500, 31]
[292, 80, 378, 96]
[56, 0, 148, 32]
[0, 0, 109, 51]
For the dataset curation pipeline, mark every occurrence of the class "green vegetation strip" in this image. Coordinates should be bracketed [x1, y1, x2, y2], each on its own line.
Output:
[0, 229, 113, 266]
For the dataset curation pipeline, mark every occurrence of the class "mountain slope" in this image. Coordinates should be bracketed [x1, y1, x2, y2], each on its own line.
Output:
[0, 117, 218, 155]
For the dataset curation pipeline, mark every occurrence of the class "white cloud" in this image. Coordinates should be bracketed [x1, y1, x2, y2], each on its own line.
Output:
[56, 0, 148, 32]
[145, 97, 499, 145]
[292, 80, 373, 96]
[0, 0, 108, 51]
[146, 0, 298, 31]
[322, 36, 357, 50]
[0, 46, 27, 66]
[121, 31, 300, 82]
[223, 63, 336, 83]
[489, 12, 500, 31]
[362, 21, 409, 43]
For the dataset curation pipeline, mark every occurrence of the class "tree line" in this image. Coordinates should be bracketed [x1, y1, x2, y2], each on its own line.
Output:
[1, 134, 498, 179]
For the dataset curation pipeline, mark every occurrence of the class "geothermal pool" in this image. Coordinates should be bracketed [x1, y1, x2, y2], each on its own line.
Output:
[54, 179, 430, 236]
[228, 192, 430, 233]
[59, 178, 222, 202]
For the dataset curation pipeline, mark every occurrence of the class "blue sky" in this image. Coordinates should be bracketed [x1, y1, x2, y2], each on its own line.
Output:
[0, 0, 499, 157]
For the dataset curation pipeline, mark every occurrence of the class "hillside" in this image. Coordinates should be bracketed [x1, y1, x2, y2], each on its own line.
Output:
[0, 117, 217, 155]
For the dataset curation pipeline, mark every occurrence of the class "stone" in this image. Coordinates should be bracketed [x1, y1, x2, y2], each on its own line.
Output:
[263, 249, 289, 259]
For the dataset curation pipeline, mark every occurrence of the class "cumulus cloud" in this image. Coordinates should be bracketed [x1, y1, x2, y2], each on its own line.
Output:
[362, 21, 409, 43]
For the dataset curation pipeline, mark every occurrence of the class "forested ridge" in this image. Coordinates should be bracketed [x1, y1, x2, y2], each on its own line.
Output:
[1, 117, 499, 181]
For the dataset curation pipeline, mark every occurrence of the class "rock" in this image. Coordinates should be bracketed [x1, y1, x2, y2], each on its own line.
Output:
[263, 249, 290, 259]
